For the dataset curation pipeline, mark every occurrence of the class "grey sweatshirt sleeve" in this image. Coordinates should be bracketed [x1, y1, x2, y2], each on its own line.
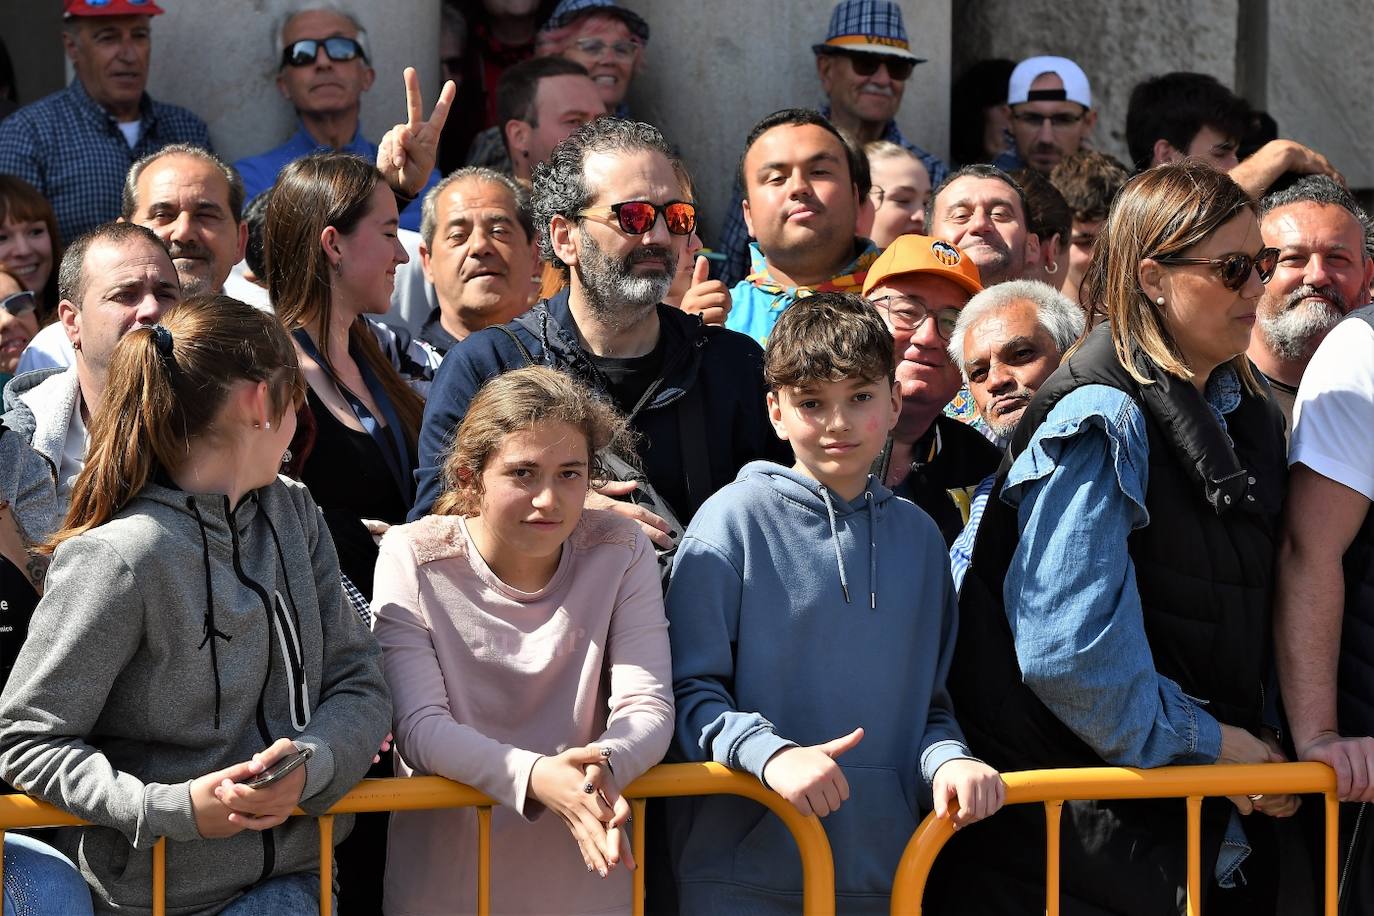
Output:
[290, 494, 393, 812]
[666, 534, 796, 781]
[0, 536, 196, 847]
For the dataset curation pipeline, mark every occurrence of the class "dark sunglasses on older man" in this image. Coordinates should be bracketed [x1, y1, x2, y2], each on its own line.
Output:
[1, 290, 36, 317]
[838, 51, 916, 82]
[281, 37, 368, 68]
[1156, 246, 1279, 291]
[578, 200, 697, 236]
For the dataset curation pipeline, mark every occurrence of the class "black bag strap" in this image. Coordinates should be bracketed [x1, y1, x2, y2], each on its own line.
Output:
[491, 323, 537, 367]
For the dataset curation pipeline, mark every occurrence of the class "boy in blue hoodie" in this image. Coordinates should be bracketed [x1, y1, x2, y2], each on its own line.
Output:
[666, 291, 1003, 914]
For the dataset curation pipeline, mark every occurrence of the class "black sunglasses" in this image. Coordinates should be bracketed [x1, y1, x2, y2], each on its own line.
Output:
[837, 51, 916, 82]
[281, 37, 368, 69]
[578, 200, 698, 237]
[1156, 246, 1280, 292]
[1, 289, 35, 317]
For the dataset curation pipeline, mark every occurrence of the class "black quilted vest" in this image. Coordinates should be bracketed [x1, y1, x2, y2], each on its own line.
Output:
[1338, 307, 1374, 739]
[951, 322, 1287, 772]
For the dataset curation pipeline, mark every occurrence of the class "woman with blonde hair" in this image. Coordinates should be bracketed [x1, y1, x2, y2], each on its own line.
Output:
[374, 366, 672, 915]
[0, 294, 390, 914]
[939, 160, 1293, 915]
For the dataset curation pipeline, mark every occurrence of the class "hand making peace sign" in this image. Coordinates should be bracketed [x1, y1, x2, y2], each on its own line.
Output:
[376, 67, 457, 198]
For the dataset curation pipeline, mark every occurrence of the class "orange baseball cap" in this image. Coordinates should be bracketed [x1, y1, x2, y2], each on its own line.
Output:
[64, 0, 165, 17]
[862, 234, 983, 297]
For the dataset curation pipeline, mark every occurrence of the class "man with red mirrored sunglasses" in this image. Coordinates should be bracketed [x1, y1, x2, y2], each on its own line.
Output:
[233, 6, 440, 232]
[411, 118, 787, 557]
[0, 0, 211, 244]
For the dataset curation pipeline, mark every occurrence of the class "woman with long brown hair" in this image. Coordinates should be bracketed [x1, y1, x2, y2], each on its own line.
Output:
[266, 152, 435, 601]
[0, 294, 389, 914]
[940, 160, 1295, 915]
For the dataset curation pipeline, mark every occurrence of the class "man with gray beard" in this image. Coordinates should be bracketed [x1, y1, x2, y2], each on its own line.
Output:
[410, 118, 785, 539]
[1248, 175, 1374, 427]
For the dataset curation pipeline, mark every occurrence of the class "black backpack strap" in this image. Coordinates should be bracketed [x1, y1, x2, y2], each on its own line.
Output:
[490, 323, 536, 367]
[676, 381, 711, 514]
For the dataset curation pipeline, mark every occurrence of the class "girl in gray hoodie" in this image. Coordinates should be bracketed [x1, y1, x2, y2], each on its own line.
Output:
[0, 294, 391, 915]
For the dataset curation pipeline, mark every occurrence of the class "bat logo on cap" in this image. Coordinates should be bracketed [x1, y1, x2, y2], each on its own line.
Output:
[931, 241, 962, 266]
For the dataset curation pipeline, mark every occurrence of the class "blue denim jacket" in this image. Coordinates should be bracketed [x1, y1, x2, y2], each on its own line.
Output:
[1000, 370, 1258, 884]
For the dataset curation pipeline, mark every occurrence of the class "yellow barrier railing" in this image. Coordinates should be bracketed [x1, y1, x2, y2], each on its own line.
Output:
[888, 761, 1340, 916]
[0, 761, 835, 916]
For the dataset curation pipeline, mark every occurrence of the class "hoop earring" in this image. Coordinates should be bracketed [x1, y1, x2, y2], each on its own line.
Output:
[1044, 261, 1060, 276]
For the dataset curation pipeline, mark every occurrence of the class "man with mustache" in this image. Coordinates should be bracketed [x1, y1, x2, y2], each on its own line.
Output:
[929, 164, 1040, 289]
[1246, 175, 1373, 426]
[234, 6, 438, 232]
[725, 108, 881, 346]
[0, 0, 212, 243]
[945, 279, 1085, 588]
[16, 144, 246, 373]
[411, 118, 784, 548]
[715, 0, 947, 289]
[994, 56, 1097, 176]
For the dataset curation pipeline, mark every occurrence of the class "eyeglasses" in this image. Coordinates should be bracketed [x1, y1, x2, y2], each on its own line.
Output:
[0, 290, 35, 318]
[1156, 246, 1280, 291]
[578, 200, 698, 236]
[281, 37, 368, 68]
[867, 186, 885, 207]
[1011, 111, 1085, 131]
[572, 38, 640, 59]
[869, 295, 960, 341]
[838, 51, 916, 81]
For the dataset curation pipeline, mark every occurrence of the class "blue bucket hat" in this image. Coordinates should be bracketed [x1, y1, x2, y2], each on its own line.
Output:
[542, 0, 650, 43]
[812, 0, 924, 63]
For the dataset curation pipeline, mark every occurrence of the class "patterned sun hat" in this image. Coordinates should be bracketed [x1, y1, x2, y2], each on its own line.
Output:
[812, 0, 925, 63]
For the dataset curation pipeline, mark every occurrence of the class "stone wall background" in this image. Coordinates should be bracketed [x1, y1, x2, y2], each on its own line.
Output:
[3, 0, 1370, 237]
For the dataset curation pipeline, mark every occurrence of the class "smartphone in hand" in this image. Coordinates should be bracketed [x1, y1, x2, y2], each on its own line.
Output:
[239, 746, 313, 789]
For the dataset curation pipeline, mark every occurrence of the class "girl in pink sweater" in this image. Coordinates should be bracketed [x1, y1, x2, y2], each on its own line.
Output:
[372, 367, 674, 915]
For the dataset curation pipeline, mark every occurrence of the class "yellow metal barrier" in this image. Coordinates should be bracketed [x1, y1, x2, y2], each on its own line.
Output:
[888, 761, 1340, 916]
[0, 762, 834, 916]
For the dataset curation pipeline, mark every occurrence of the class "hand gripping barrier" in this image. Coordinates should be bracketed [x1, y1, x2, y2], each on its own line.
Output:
[0, 761, 835, 916]
[888, 761, 1341, 916]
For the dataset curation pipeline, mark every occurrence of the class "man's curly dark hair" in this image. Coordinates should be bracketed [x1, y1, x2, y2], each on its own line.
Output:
[531, 117, 679, 276]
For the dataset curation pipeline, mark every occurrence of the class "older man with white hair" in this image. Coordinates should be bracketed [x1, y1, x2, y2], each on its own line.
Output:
[945, 278, 1084, 588]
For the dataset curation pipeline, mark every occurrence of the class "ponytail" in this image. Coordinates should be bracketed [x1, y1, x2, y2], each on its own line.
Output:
[46, 324, 173, 553]
[45, 294, 303, 554]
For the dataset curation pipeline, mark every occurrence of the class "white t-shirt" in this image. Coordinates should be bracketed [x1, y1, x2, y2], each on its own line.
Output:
[16, 322, 75, 374]
[1290, 315, 1374, 500]
[117, 120, 142, 148]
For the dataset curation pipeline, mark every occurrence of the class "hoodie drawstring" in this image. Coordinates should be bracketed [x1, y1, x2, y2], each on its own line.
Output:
[819, 486, 852, 605]
[866, 489, 877, 610]
[188, 498, 229, 730]
[819, 485, 880, 610]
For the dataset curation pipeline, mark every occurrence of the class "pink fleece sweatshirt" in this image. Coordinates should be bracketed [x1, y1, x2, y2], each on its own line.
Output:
[372, 510, 674, 916]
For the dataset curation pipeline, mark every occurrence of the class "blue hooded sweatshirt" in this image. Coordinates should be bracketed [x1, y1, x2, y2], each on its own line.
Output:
[666, 461, 973, 914]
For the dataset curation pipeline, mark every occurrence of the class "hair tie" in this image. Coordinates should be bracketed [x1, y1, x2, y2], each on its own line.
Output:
[150, 324, 175, 363]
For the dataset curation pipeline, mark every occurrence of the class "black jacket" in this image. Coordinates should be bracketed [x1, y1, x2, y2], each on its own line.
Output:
[930, 323, 1287, 916]
[410, 288, 787, 521]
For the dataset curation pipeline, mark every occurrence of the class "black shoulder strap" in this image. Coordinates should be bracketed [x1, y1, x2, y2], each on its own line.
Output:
[491, 323, 536, 368]
[676, 378, 711, 512]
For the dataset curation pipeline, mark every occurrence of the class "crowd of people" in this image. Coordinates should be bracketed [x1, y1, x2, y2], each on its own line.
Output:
[0, 0, 1371, 914]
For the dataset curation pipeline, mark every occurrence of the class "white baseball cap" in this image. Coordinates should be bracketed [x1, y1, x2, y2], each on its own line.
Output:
[1008, 56, 1092, 109]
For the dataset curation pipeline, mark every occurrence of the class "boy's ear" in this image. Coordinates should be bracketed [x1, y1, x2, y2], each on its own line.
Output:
[766, 389, 790, 442]
[887, 380, 902, 432]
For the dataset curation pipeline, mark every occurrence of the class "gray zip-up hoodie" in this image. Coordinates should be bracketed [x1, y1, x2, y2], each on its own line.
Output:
[0, 476, 391, 915]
